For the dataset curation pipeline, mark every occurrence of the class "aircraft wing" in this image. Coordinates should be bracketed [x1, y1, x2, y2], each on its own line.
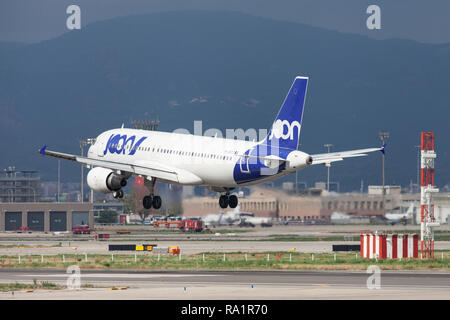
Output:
[38, 146, 203, 184]
[310, 145, 384, 166]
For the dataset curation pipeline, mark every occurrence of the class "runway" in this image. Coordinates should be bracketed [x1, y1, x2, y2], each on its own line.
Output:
[0, 269, 449, 299]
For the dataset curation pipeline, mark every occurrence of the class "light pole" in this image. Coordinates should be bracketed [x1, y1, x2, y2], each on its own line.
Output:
[295, 143, 302, 194]
[79, 140, 84, 203]
[79, 138, 96, 203]
[378, 131, 389, 210]
[324, 144, 333, 192]
[415, 145, 421, 193]
[57, 159, 60, 203]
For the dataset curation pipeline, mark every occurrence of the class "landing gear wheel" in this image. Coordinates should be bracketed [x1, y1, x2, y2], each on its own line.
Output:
[113, 190, 124, 199]
[143, 195, 153, 209]
[219, 195, 229, 209]
[228, 195, 238, 208]
[152, 196, 162, 209]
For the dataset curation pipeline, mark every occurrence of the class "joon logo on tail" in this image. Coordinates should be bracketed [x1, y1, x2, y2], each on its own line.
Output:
[269, 120, 301, 141]
[103, 133, 147, 156]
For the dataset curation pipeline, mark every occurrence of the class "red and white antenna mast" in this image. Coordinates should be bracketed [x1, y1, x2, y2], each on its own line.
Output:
[420, 132, 440, 259]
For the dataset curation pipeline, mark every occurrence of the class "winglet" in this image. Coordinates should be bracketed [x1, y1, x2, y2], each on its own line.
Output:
[381, 143, 386, 155]
[39, 145, 47, 156]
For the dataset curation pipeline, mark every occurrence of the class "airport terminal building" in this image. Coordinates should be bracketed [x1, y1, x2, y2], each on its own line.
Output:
[182, 186, 450, 224]
[182, 188, 391, 222]
[0, 202, 94, 232]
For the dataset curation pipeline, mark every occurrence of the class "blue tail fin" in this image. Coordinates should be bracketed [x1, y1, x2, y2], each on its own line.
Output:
[264, 76, 308, 150]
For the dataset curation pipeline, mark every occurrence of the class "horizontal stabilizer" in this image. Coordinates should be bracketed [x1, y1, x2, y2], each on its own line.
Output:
[310, 146, 382, 166]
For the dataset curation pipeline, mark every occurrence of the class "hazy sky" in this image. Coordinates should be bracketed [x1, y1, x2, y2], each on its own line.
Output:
[0, 0, 449, 44]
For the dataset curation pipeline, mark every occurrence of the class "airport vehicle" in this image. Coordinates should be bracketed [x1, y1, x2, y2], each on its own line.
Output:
[154, 220, 180, 228]
[179, 218, 204, 232]
[72, 225, 91, 234]
[167, 216, 182, 222]
[39, 77, 384, 210]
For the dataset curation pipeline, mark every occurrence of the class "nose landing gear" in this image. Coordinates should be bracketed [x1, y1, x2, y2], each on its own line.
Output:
[113, 189, 124, 199]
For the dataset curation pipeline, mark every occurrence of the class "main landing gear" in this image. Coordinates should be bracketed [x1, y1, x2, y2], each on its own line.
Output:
[143, 195, 162, 210]
[219, 192, 238, 209]
[142, 177, 162, 210]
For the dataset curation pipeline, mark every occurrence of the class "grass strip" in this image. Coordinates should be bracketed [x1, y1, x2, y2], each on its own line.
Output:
[0, 251, 448, 271]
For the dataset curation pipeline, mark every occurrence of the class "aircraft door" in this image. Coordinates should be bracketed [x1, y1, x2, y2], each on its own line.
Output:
[239, 148, 254, 174]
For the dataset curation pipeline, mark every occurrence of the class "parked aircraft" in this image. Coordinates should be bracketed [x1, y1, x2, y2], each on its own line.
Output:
[202, 204, 272, 227]
[384, 202, 415, 224]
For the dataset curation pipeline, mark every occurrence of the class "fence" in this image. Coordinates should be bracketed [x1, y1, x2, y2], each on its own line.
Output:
[1, 250, 445, 267]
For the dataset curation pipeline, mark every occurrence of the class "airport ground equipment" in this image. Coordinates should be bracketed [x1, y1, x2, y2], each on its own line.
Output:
[108, 244, 156, 251]
[154, 219, 181, 228]
[360, 233, 418, 259]
[178, 218, 204, 232]
[115, 230, 131, 234]
[107, 244, 181, 254]
[332, 245, 360, 252]
[169, 246, 180, 254]
[420, 132, 440, 259]
[72, 225, 91, 234]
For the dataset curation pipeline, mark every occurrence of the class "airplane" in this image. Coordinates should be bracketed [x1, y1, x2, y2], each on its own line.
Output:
[202, 204, 272, 227]
[39, 76, 384, 210]
[384, 202, 415, 224]
[239, 214, 272, 227]
[202, 210, 242, 227]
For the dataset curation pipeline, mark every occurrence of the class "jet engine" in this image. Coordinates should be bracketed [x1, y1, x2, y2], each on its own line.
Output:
[87, 167, 127, 194]
[286, 151, 313, 171]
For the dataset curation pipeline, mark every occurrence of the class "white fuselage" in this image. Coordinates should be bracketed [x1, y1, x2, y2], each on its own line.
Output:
[87, 128, 310, 188]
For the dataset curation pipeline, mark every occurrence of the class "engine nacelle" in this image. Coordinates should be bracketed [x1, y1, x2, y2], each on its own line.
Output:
[87, 167, 127, 194]
[286, 150, 313, 171]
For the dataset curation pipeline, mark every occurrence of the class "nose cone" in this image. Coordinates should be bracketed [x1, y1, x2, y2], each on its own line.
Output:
[286, 151, 312, 171]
